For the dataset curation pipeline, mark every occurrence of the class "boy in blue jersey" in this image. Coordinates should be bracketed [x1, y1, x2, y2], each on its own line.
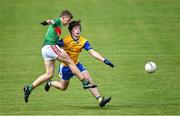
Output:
[45, 20, 114, 107]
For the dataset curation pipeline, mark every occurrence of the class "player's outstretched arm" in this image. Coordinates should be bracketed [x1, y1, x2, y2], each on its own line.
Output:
[88, 49, 114, 68]
[40, 19, 54, 26]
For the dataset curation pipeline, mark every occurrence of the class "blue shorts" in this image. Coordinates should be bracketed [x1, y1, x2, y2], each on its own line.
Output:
[58, 62, 86, 80]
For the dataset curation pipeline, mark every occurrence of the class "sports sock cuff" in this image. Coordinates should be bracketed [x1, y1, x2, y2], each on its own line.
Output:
[48, 81, 52, 86]
[97, 97, 103, 103]
[28, 85, 34, 91]
[96, 96, 101, 99]
[81, 79, 88, 84]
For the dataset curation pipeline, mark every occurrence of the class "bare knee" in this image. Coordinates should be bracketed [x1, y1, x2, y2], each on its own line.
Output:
[61, 86, 68, 91]
[45, 73, 53, 80]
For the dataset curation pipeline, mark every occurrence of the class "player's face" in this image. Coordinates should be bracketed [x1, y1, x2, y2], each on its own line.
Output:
[62, 16, 71, 26]
[72, 26, 81, 37]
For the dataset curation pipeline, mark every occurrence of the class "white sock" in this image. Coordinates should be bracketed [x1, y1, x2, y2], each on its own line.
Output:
[48, 81, 52, 86]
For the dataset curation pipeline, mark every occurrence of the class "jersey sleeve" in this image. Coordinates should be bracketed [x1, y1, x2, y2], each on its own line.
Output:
[83, 41, 93, 51]
[52, 18, 61, 27]
[57, 39, 64, 47]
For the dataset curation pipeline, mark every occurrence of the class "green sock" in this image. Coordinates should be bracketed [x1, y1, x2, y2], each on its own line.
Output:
[28, 85, 34, 92]
[81, 79, 88, 85]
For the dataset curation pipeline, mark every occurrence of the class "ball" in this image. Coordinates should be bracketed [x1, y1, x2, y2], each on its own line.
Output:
[145, 61, 157, 73]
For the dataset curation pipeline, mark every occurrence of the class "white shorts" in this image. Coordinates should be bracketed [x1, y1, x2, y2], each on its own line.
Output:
[41, 45, 62, 61]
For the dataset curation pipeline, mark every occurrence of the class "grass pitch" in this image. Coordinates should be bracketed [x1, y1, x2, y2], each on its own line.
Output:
[0, 0, 180, 115]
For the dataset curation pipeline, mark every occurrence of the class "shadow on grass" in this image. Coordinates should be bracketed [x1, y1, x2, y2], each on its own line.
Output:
[62, 104, 125, 110]
[63, 104, 111, 110]
[63, 103, 180, 110]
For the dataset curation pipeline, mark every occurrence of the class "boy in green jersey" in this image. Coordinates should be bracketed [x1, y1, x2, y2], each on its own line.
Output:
[23, 10, 95, 103]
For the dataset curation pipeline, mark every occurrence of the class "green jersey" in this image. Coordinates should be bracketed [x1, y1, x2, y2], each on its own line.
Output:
[44, 18, 62, 45]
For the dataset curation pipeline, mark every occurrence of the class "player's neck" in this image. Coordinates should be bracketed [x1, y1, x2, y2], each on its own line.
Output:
[72, 35, 80, 42]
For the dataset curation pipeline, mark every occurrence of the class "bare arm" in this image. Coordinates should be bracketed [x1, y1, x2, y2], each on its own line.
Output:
[88, 49, 105, 62]
[84, 40, 114, 68]
[88, 49, 114, 67]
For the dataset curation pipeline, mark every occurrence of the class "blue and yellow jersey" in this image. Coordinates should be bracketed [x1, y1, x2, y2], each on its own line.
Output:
[58, 35, 92, 65]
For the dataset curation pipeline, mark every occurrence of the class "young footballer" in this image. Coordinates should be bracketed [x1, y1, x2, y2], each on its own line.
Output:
[23, 10, 94, 103]
[44, 20, 114, 107]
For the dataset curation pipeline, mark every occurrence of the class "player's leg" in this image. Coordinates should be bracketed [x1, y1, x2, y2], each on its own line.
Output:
[81, 70, 99, 96]
[45, 79, 70, 91]
[51, 80, 70, 91]
[24, 45, 56, 103]
[54, 46, 94, 89]
[55, 48, 83, 80]
[24, 60, 55, 103]
[32, 60, 55, 88]
[81, 69, 111, 107]
[45, 64, 72, 91]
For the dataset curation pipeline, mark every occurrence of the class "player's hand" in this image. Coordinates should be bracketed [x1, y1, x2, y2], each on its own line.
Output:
[104, 59, 114, 68]
[40, 21, 48, 26]
[57, 39, 64, 47]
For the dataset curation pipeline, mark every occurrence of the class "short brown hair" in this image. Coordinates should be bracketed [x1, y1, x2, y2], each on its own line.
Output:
[68, 20, 81, 33]
[60, 10, 73, 19]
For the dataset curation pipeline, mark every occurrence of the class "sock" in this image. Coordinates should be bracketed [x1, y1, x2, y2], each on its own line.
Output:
[28, 85, 34, 92]
[48, 81, 52, 86]
[81, 79, 88, 85]
[96, 96, 103, 103]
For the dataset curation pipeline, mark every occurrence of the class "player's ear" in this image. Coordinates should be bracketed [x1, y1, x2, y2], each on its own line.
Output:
[61, 16, 67, 21]
[61, 16, 64, 20]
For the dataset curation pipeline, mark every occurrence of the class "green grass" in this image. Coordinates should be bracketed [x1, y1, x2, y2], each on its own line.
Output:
[1, 0, 180, 115]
